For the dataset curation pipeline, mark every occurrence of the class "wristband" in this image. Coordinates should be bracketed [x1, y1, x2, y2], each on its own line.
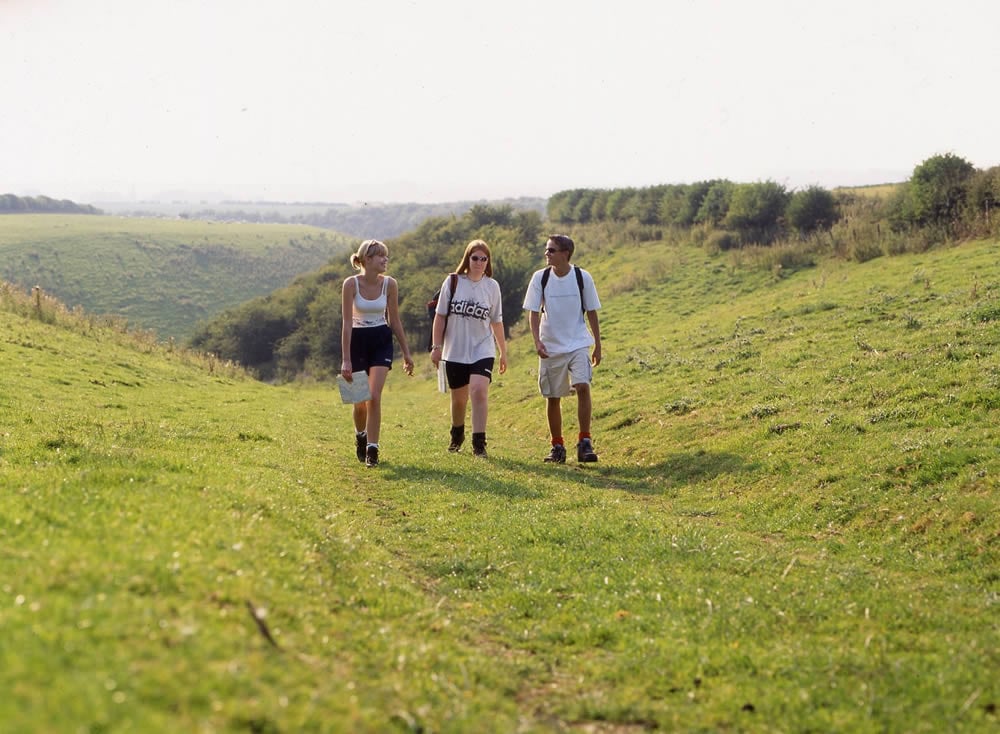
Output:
[431, 345, 442, 351]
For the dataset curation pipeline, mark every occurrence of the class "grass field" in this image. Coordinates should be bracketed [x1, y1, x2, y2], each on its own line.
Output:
[1, 232, 998, 732]
[0, 214, 354, 341]
[834, 183, 902, 199]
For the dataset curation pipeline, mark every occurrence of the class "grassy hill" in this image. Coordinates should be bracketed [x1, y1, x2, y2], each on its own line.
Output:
[0, 214, 355, 341]
[95, 196, 549, 239]
[1, 233, 998, 732]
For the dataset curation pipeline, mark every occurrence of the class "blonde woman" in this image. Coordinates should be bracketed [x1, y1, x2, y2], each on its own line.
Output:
[341, 239, 414, 467]
[429, 239, 507, 457]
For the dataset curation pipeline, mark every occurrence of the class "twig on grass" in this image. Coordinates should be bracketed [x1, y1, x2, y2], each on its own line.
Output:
[246, 600, 280, 649]
[781, 557, 797, 579]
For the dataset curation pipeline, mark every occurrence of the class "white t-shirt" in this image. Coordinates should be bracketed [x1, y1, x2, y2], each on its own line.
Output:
[522, 265, 601, 355]
[435, 274, 503, 364]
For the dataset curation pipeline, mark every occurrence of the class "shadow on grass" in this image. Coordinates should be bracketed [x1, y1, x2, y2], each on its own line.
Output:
[379, 462, 546, 499]
[381, 449, 755, 498]
[592, 450, 758, 495]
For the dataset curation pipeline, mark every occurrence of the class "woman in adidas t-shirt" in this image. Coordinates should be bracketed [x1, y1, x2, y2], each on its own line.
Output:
[429, 239, 508, 458]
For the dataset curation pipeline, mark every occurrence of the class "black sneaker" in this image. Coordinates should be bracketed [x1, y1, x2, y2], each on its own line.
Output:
[472, 435, 488, 458]
[355, 432, 367, 463]
[576, 438, 598, 463]
[365, 444, 379, 467]
[449, 426, 465, 453]
[543, 444, 567, 463]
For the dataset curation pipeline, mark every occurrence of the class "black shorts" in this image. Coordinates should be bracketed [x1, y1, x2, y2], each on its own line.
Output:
[445, 357, 495, 389]
[350, 325, 394, 372]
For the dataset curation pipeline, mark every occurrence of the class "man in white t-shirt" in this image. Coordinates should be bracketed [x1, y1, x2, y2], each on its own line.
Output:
[522, 234, 603, 463]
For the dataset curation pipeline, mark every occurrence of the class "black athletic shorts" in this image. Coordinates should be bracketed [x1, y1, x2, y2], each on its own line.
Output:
[350, 325, 394, 372]
[445, 357, 495, 389]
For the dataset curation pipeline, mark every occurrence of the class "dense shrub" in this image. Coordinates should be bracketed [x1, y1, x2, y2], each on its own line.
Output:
[787, 186, 839, 235]
[724, 181, 790, 244]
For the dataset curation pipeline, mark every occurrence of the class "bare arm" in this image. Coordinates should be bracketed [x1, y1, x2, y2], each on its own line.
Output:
[430, 312, 446, 367]
[340, 278, 354, 379]
[587, 310, 602, 366]
[385, 277, 414, 375]
[491, 320, 508, 374]
[528, 310, 548, 358]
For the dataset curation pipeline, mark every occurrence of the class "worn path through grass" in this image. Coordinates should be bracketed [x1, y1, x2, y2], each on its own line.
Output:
[2, 235, 998, 732]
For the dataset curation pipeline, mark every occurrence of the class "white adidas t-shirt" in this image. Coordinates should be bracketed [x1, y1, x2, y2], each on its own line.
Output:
[522, 266, 601, 355]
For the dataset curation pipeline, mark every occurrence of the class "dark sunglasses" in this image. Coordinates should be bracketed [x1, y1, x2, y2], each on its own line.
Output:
[544, 247, 563, 254]
[470, 254, 489, 262]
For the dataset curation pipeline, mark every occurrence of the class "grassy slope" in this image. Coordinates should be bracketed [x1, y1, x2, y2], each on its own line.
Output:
[1, 235, 998, 732]
[0, 214, 354, 341]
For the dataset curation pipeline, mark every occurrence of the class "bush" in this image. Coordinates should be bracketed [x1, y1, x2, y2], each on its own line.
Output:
[897, 153, 976, 230]
[724, 181, 790, 244]
[705, 230, 739, 253]
[850, 240, 884, 263]
[787, 186, 838, 235]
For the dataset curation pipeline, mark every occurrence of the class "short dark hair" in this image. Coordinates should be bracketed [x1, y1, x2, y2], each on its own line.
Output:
[547, 234, 575, 256]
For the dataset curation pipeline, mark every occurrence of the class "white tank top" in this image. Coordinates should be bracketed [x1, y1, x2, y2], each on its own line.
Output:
[352, 275, 388, 328]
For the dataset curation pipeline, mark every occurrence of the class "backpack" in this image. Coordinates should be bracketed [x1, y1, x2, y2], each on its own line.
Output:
[426, 273, 459, 351]
[540, 265, 586, 313]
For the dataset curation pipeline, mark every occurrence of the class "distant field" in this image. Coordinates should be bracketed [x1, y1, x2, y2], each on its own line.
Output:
[93, 200, 352, 218]
[0, 214, 354, 340]
[835, 182, 902, 198]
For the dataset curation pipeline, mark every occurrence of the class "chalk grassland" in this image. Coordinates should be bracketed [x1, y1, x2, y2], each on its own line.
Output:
[834, 183, 902, 199]
[0, 214, 355, 341]
[1, 236, 998, 732]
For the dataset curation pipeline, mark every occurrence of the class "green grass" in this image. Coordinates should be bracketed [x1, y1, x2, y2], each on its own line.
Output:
[0, 214, 354, 341]
[1, 234, 998, 732]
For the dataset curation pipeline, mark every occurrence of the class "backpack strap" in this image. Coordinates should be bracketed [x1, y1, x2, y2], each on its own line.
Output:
[573, 266, 585, 312]
[442, 272, 459, 338]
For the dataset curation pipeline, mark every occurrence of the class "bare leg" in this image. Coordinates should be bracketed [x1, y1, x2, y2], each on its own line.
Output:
[365, 366, 389, 444]
[574, 383, 592, 435]
[450, 384, 469, 428]
[469, 375, 490, 433]
[546, 397, 562, 441]
[352, 402, 367, 433]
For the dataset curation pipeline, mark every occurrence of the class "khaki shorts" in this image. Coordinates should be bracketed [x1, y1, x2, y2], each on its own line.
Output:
[538, 347, 592, 398]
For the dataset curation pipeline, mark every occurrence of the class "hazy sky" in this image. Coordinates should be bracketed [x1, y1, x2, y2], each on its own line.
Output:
[2, 0, 997, 204]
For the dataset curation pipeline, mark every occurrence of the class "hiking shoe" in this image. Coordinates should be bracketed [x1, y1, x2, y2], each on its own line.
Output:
[543, 444, 567, 463]
[576, 438, 598, 463]
[355, 432, 367, 463]
[365, 444, 379, 467]
[472, 436, 488, 458]
[448, 426, 465, 453]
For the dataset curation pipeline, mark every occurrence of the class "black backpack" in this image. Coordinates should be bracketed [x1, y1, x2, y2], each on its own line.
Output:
[426, 273, 458, 350]
[540, 265, 586, 313]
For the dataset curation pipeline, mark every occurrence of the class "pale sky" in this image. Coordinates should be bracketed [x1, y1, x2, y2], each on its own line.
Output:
[2, 0, 997, 204]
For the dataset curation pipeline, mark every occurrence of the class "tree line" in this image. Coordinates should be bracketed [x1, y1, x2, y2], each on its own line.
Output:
[548, 153, 1000, 246]
[188, 204, 544, 381]
[0, 194, 102, 215]
[188, 153, 998, 381]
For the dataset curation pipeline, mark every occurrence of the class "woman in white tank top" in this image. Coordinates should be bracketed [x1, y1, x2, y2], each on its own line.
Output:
[340, 239, 414, 467]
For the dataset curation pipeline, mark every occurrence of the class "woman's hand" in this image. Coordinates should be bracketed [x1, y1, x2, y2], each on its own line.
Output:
[430, 345, 442, 368]
[498, 355, 508, 374]
[341, 361, 353, 380]
[403, 356, 414, 376]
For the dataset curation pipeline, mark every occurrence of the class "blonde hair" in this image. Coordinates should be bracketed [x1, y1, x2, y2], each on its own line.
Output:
[455, 239, 493, 277]
[350, 239, 388, 270]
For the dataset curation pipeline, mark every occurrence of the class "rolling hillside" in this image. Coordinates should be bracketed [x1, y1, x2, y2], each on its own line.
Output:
[0, 214, 355, 340]
[1, 232, 997, 731]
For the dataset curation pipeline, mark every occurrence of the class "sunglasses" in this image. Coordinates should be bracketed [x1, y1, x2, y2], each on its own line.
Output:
[544, 248, 563, 254]
[470, 255, 489, 262]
